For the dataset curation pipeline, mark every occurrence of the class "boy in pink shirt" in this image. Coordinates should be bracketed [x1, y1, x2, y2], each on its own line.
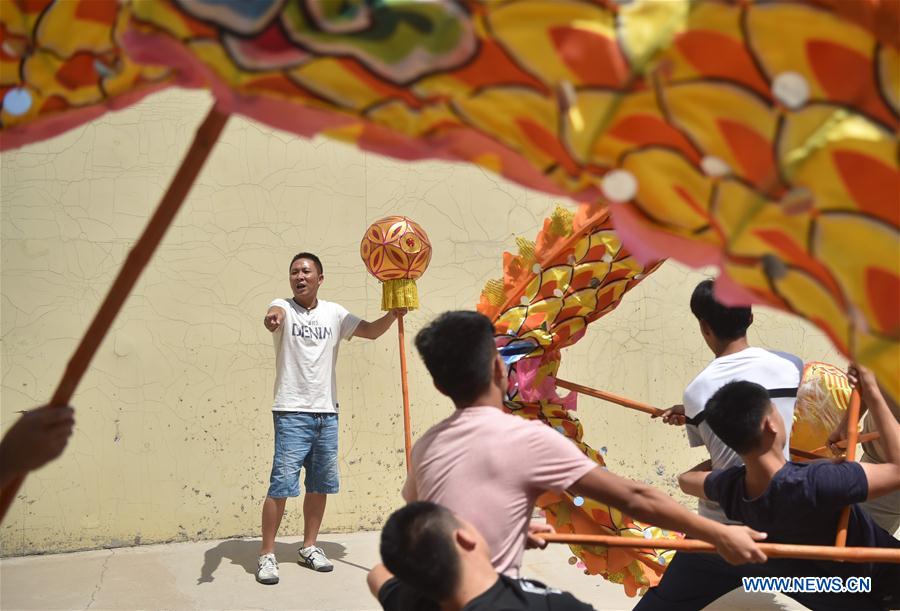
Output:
[369, 311, 768, 606]
[401, 402, 597, 576]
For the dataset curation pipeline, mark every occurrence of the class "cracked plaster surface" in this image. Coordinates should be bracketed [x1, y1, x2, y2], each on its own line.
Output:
[0, 89, 842, 555]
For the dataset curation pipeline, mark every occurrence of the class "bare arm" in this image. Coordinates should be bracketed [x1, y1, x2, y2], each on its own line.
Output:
[652, 403, 687, 426]
[827, 403, 869, 455]
[263, 306, 285, 332]
[570, 466, 767, 565]
[853, 366, 900, 499]
[525, 521, 555, 549]
[0, 406, 75, 488]
[353, 309, 405, 340]
[367, 564, 394, 599]
[678, 459, 712, 500]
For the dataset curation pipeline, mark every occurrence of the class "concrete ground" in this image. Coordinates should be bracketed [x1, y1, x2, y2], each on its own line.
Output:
[1, 531, 804, 611]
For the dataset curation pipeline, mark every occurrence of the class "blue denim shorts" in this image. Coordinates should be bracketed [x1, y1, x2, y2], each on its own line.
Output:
[267, 412, 339, 498]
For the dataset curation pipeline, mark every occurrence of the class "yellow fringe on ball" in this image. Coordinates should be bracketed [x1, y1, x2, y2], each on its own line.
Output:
[382, 278, 419, 310]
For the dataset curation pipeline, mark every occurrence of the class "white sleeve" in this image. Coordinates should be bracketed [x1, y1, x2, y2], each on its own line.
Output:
[686, 423, 705, 448]
[682, 385, 704, 419]
[335, 304, 361, 340]
[768, 350, 804, 381]
[268, 298, 291, 312]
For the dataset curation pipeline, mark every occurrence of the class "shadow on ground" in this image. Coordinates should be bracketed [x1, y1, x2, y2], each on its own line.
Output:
[198, 539, 371, 584]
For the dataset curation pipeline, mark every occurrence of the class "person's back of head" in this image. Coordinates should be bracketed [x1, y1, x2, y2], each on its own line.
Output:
[690, 279, 752, 341]
[414, 311, 497, 406]
[705, 380, 775, 455]
[380, 501, 461, 601]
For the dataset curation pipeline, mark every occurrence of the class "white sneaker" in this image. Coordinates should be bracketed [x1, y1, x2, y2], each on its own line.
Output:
[256, 553, 279, 584]
[299, 545, 333, 572]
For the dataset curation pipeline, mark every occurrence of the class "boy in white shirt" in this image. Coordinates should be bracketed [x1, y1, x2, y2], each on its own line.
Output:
[639, 279, 803, 609]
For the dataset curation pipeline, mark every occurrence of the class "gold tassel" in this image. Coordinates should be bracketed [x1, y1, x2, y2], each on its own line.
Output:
[549, 205, 574, 237]
[516, 237, 536, 266]
[382, 278, 419, 310]
[481, 278, 506, 306]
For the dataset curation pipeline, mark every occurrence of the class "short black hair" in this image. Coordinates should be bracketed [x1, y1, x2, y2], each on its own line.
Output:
[290, 252, 323, 274]
[380, 502, 461, 601]
[415, 311, 496, 405]
[705, 381, 773, 454]
[690, 279, 752, 340]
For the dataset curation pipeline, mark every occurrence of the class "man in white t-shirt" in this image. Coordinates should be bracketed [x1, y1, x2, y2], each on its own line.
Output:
[659, 279, 803, 521]
[256, 252, 404, 585]
[681, 345, 802, 522]
[637, 279, 803, 609]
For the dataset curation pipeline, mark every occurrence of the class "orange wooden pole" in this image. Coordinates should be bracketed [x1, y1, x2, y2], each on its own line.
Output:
[556, 378, 663, 417]
[835, 388, 862, 547]
[790, 434, 880, 461]
[0, 105, 229, 523]
[810, 431, 879, 457]
[790, 447, 826, 461]
[558, 378, 860, 464]
[398, 316, 412, 472]
[541, 533, 900, 563]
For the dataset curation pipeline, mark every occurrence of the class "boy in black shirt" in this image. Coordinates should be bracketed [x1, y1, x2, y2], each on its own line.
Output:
[368, 501, 594, 611]
[678, 367, 900, 610]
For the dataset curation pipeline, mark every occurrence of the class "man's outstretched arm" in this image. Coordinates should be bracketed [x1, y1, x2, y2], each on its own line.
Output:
[0, 405, 75, 489]
[678, 459, 712, 499]
[570, 466, 767, 565]
[367, 564, 394, 599]
[353, 309, 406, 340]
[263, 306, 285, 332]
[854, 366, 900, 499]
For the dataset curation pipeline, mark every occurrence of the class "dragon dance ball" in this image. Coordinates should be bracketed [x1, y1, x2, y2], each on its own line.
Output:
[791, 361, 852, 454]
[360, 216, 432, 310]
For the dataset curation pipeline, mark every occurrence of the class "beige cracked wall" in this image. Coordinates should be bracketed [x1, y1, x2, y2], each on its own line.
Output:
[0, 90, 844, 556]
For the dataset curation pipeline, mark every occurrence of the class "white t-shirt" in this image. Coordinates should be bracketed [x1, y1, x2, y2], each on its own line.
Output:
[683, 347, 803, 523]
[268, 298, 361, 413]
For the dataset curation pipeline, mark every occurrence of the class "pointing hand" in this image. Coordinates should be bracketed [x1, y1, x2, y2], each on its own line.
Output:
[264, 310, 284, 332]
